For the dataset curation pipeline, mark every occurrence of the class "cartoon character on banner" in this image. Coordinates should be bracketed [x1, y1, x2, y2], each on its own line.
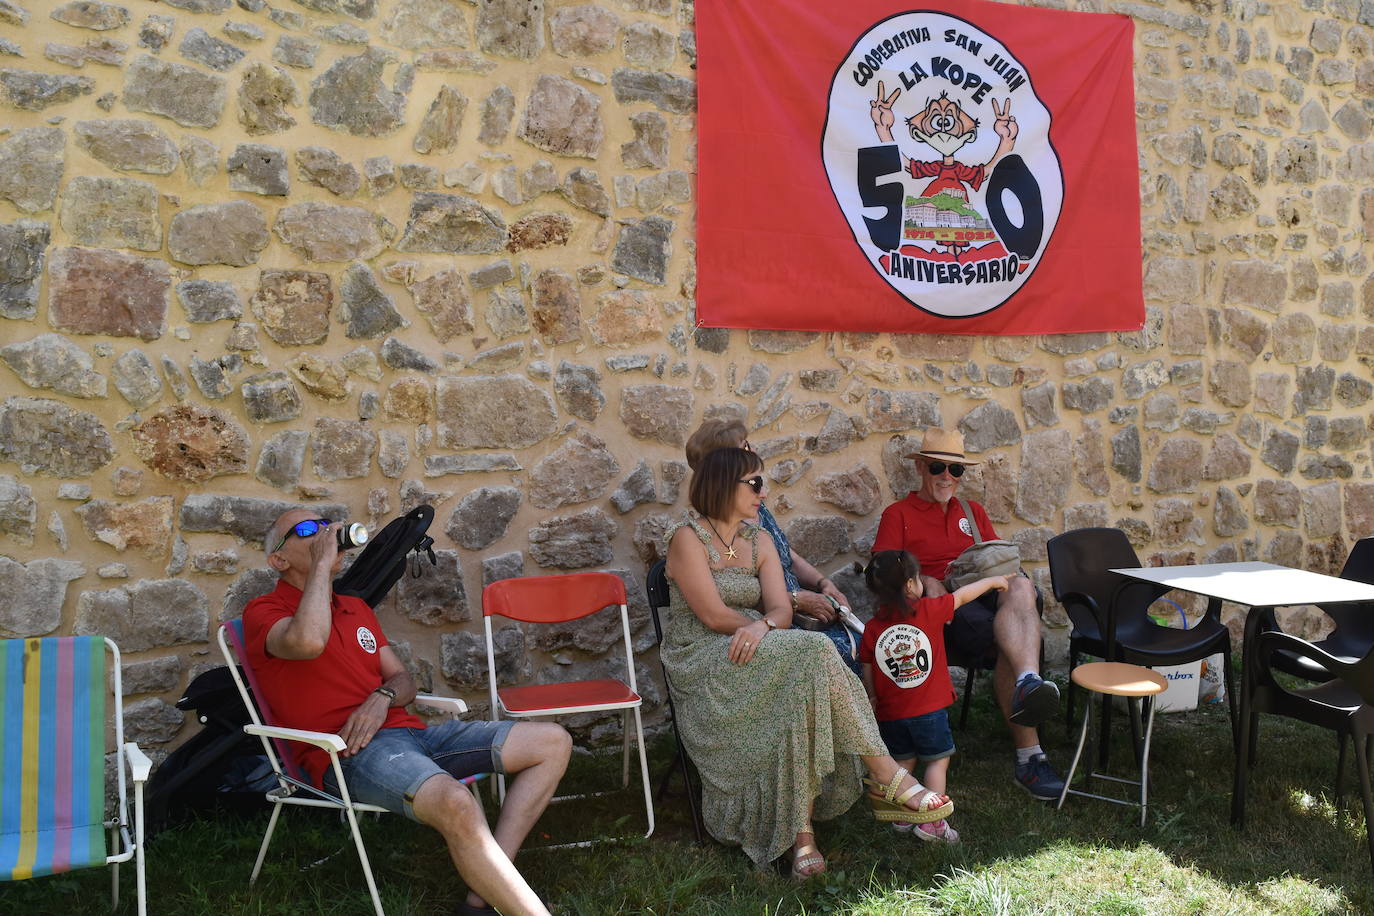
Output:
[869, 85, 1016, 258]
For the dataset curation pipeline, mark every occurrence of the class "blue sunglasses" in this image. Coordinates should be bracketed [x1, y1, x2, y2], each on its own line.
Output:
[272, 518, 331, 553]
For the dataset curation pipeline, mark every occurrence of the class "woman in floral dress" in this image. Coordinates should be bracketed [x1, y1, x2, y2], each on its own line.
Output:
[661, 447, 953, 877]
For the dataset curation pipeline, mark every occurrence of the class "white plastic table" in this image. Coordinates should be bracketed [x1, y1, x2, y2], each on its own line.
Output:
[1109, 561, 1374, 824]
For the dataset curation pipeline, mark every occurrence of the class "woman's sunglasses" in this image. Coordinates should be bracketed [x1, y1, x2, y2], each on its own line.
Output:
[273, 518, 331, 552]
[739, 475, 765, 494]
[926, 461, 965, 478]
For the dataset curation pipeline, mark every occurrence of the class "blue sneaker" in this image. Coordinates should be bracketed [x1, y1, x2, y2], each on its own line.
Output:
[1014, 752, 1065, 802]
[1009, 673, 1060, 727]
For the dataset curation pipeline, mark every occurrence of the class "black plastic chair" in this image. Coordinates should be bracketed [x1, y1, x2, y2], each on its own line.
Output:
[1238, 629, 1374, 873]
[645, 559, 704, 844]
[1047, 528, 1238, 767]
[1267, 537, 1374, 683]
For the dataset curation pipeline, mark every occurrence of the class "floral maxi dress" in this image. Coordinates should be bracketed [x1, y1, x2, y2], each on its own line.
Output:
[661, 514, 887, 867]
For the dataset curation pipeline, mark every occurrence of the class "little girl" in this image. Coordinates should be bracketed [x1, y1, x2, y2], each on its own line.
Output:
[859, 549, 1011, 843]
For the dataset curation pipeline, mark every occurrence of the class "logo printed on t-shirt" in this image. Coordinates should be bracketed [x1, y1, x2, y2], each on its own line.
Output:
[874, 623, 933, 688]
[356, 626, 378, 654]
[958, 516, 972, 536]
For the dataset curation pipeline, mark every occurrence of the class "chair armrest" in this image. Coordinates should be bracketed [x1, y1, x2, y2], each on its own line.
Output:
[245, 723, 347, 753]
[123, 742, 152, 783]
[1256, 629, 1355, 681]
[415, 694, 468, 715]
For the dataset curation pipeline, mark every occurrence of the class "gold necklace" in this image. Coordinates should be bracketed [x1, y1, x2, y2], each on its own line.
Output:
[706, 518, 739, 560]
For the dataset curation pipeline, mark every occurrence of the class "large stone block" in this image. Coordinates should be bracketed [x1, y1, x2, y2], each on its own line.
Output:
[73, 497, 173, 557]
[1016, 429, 1072, 524]
[0, 557, 84, 637]
[0, 128, 65, 214]
[240, 371, 302, 423]
[435, 374, 557, 448]
[785, 516, 851, 565]
[447, 486, 520, 550]
[311, 417, 376, 480]
[48, 247, 168, 340]
[866, 388, 940, 433]
[181, 493, 348, 544]
[0, 67, 94, 110]
[237, 62, 300, 135]
[408, 268, 473, 342]
[382, 0, 467, 48]
[0, 474, 35, 545]
[528, 507, 617, 569]
[516, 74, 602, 158]
[75, 578, 209, 651]
[0, 219, 48, 320]
[1147, 438, 1204, 493]
[168, 201, 269, 267]
[442, 627, 527, 689]
[0, 333, 105, 399]
[124, 54, 227, 127]
[296, 146, 361, 197]
[611, 67, 695, 114]
[309, 48, 409, 137]
[0, 397, 113, 477]
[551, 4, 618, 58]
[611, 215, 671, 285]
[273, 202, 393, 262]
[393, 548, 467, 624]
[528, 428, 619, 510]
[413, 84, 467, 155]
[251, 269, 333, 345]
[396, 192, 507, 253]
[132, 404, 249, 483]
[531, 268, 582, 344]
[73, 119, 177, 174]
[812, 463, 881, 516]
[620, 384, 692, 445]
[477, 0, 543, 59]
[59, 176, 161, 251]
[253, 430, 308, 489]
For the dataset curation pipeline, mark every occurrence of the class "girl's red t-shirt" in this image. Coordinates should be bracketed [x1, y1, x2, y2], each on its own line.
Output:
[858, 594, 957, 722]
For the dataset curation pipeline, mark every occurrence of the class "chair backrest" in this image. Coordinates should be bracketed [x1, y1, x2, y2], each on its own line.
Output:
[482, 573, 637, 711]
[483, 572, 628, 623]
[218, 620, 309, 786]
[0, 636, 115, 880]
[1046, 527, 1167, 637]
[645, 559, 668, 645]
[1316, 536, 1374, 649]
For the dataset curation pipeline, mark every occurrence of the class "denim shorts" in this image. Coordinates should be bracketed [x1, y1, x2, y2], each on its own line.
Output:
[322, 719, 514, 822]
[878, 708, 955, 762]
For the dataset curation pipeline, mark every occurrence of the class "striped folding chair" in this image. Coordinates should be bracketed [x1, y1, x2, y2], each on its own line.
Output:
[0, 636, 151, 915]
[218, 619, 478, 916]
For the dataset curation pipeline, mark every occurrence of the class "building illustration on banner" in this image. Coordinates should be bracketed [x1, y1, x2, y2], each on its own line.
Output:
[822, 12, 1066, 319]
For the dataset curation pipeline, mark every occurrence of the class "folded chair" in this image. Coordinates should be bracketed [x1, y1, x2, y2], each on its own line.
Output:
[1, 636, 150, 915]
[218, 619, 473, 916]
[483, 572, 654, 842]
[645, 558, 705, 843]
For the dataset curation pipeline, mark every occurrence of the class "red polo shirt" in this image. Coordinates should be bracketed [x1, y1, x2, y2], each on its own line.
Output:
[244, 579, 423, 787]
[872, 492, 998, 581]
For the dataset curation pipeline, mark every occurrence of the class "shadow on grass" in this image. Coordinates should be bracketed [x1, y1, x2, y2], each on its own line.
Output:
[1, 685, 1369, 915]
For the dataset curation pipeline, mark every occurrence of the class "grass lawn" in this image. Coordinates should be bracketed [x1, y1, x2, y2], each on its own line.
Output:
[3, 685, 1371, 915]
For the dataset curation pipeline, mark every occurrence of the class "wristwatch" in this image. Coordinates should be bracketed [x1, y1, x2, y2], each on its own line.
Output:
[373, 685, 397, 702]
[764, 618, 778, 631]
[789, 590, 800, 610]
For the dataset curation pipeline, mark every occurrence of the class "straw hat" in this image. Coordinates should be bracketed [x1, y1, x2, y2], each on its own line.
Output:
[903, 427, 981, 464]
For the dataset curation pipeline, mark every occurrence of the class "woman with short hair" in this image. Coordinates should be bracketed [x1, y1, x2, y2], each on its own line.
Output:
[662, 447, 953, 877]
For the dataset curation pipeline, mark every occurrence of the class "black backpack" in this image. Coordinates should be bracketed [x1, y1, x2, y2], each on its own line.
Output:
[333, 504, 438, 609]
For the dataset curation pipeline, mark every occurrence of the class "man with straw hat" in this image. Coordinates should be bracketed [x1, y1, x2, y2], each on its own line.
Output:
[872, 428, 1064, 802]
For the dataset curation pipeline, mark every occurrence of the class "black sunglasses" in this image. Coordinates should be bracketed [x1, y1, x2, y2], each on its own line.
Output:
[926, 461, 965, 478]
[739, 475, 765, 494]
[272, 518, 331, 552]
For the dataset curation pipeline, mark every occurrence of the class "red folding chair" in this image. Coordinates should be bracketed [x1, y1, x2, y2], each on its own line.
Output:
[483, 572, 654, 841]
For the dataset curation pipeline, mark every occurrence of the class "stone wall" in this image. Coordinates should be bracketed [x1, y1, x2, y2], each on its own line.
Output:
[0, 0, 1371, 752]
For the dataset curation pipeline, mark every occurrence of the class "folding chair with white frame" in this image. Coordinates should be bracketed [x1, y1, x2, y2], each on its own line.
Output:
[217, 619, 476, 916]
[1, 636, 151, 916]
[483, 571, 654, 844]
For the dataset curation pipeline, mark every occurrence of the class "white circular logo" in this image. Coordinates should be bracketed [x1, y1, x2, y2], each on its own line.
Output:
[823, 12, 1063, 318]
[356, 626, 377, 654]
[958, 517, 973, 537]
[874, 623, 934, 688]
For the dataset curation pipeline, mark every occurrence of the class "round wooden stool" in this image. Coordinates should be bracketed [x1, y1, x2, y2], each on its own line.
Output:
[1056, 662, 1169, 826]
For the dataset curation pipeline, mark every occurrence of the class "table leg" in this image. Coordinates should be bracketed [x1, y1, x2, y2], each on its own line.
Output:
[1232, 604, 1271, 827]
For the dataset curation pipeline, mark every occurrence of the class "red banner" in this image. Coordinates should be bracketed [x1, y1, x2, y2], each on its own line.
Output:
[696, 0, 1144, 335]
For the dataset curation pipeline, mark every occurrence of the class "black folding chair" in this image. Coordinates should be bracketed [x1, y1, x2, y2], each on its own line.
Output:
[645, 559, 704, 844]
